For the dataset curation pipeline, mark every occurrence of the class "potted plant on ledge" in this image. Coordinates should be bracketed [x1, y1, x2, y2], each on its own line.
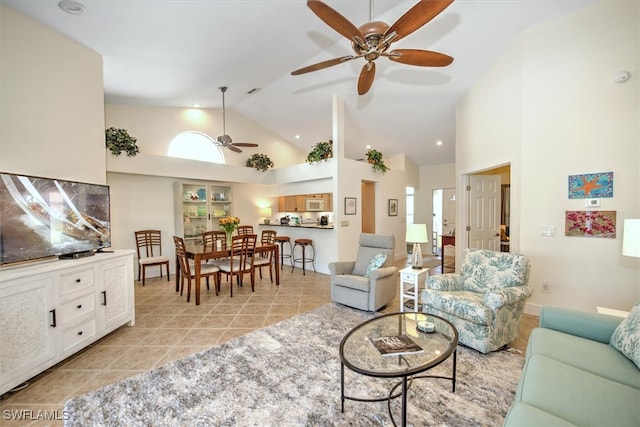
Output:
[306, 140, 333, 164]
[366, 148, 390, 174]
[245, 153, 274, 172]
[105, 127, 140, 157]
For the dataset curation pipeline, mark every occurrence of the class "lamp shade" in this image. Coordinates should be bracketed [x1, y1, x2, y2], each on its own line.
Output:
[406, 224, 428, 243]
[622, 219, 640, 258]
[260, 207, 272, 217]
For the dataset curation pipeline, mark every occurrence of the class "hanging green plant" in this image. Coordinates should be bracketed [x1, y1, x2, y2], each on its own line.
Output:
[245, 153, 274, 172]
[366, 148, 390, 174]
[306, 140, 333, 164]
[105, 127, 140, 157]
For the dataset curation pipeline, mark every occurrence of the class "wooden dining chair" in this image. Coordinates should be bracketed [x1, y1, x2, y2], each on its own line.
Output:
[202, 230, 228, 252]
[216, 234, 256, 296]
[251, 244, 277, 284]
[134, 230, 170, 286]
[173, 236, 219, 302]
[237, 225, 254, 235]
[252, 230, 277, 281]
[260, 229, 277, 246]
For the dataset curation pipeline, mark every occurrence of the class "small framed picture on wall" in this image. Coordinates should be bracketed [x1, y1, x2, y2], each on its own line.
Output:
[388, 199, 398, 216]
[345, 197, 356, 215]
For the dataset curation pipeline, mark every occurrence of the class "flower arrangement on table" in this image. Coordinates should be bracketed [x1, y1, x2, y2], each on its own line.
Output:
[219, 216, 241, 246]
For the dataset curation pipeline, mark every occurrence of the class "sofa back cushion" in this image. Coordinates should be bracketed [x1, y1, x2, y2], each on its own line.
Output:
[461, 248, 529, 293]
[352, 233, 395, 276]
[610, 299, 640, 369]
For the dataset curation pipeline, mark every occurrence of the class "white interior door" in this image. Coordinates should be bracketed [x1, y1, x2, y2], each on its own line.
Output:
[469, 175, 501, 250]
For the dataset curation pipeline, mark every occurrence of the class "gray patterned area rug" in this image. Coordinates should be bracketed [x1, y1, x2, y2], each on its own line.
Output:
[64, 304, 524, 426]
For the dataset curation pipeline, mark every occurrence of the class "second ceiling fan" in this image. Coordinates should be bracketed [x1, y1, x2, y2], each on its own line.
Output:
[215, 86, 258, 153]
[291, 0, 455, 95]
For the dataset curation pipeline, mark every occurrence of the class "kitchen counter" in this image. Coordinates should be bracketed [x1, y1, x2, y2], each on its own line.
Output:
[259, 223, 334, 229]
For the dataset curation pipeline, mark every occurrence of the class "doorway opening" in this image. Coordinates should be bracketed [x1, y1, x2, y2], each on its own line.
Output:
[361, 181, 375, 233]
[433, 188, 456, 271]
[464, 164, 511, 252]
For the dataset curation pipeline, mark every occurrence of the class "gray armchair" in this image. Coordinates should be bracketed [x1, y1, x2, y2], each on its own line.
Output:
[329, 233, 398, 312]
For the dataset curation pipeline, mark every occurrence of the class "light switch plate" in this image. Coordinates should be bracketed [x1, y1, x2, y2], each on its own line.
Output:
[340, 220, 349, 227]
[541, 226, 555, 237]
[585, 198, 601, 207]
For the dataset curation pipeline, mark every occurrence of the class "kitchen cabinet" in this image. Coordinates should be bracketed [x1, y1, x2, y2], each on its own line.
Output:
[0, 250, 135, 395]
[174, 181, 232, 244]
[278, 193, 332, 212]
[278, 195, 305, 212]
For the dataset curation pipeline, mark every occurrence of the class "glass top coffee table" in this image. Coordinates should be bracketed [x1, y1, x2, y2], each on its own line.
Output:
[339, 312, 458, 427]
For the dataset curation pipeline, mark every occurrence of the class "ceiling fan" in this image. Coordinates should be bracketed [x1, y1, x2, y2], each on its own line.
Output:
[215, 86, 259, 153]
[291, 0, 454, 95]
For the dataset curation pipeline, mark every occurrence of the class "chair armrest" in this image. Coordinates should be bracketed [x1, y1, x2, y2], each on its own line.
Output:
[328, 261, 355, 276]
[426, 274, 463, 291]
[369, 266, 397, 280]
[539, 306, 623, 344]
[483, 285, 533, 310]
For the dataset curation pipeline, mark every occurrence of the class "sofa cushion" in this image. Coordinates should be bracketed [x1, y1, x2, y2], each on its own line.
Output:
[460, 249, 528, 293]
[422, 289, 493, 325]
[610, 299, 640, 369]
[516, 354, 640, 427]
[505, 403, 576, 426]
[364, 253, 386, 278]
[527, 327, 640, 390]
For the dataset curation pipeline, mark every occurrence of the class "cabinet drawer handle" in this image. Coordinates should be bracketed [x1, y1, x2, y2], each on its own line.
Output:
[50, 309, 56, 328]
[75, 278, 81, 283]
[77, 304, 82, 309]
[77, 331, 83, 336]
[102, 291, 107, 306]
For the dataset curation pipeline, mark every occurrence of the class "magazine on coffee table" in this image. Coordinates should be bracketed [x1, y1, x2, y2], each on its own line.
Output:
[369, 334, 424, 356]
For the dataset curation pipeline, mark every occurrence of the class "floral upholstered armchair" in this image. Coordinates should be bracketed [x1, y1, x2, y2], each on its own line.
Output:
[421, 248, 532, 353]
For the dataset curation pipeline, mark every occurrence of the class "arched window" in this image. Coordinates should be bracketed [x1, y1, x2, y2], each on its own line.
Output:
[168, 131, 225, 163]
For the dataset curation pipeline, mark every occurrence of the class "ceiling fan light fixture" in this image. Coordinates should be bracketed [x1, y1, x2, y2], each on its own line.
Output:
[58, 0, 86, 15]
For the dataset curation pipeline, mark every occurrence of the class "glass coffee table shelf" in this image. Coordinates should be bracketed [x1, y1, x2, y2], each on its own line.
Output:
[339, 312, 458, 427]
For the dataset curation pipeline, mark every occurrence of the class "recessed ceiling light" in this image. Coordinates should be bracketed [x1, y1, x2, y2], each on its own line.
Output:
[436, 140, 443, 146]
[365, 144, 372, 149]
[295, 135, 301, 139]
[193, 104, 201, 108]
[58, 0, 86, 15]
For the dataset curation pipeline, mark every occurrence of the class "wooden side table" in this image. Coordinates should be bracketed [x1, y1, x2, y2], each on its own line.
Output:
[441, 235, 455, 271]
[399, 266, 430, 312]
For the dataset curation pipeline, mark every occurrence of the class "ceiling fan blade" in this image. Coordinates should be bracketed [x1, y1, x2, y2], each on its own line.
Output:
[385, 0, 454, 43]
[232, 143, 259, 147]
[291, 55, 357, 75]
[384, 49, 453, 67]
[307, 0, 363, 43]
[357, 62, 376, 95]
[227, 145, 242, 153]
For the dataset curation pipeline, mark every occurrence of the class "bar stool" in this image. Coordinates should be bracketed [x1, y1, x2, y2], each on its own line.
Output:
[292, 238, 315, 275]
[274, 236, 292, 270]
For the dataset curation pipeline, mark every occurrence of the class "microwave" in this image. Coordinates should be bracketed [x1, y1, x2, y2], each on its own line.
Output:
[306, 198, 324, 211]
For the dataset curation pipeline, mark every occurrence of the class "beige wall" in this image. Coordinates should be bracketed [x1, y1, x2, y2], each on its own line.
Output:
[457, 0, 640, 313]
[0, 5, 106, 184]
[106, 104, 305, 168]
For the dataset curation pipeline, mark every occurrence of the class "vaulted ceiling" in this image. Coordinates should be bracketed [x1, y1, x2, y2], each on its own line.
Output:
[4, 0, 596, 166]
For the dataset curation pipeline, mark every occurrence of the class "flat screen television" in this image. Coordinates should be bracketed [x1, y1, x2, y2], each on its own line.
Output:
[0, 172, 111, 265]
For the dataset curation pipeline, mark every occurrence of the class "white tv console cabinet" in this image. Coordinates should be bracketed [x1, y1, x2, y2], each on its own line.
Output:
[0, 250, 135, 395]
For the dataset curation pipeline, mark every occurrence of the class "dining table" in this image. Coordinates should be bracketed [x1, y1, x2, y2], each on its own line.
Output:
[176, 243, 280, 305]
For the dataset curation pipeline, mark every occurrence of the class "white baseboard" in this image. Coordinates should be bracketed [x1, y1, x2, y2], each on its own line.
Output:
[525, 302, 542, 316]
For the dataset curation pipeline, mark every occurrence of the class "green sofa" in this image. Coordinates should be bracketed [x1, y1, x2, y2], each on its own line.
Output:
[504, 306, 640, 426]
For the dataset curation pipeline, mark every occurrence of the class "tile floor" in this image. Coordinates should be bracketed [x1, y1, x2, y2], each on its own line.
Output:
[0, 258, 537, 426]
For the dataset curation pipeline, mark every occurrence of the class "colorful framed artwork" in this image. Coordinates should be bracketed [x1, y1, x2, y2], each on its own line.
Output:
[568, 172, 613, 199]
[565, 210, 616, 238]
[344, 197, 356, 215]
[388, 199, 398, 216]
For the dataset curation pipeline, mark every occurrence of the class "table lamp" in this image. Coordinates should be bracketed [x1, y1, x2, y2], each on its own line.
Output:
[622, 219, 640, 258]
[260, 207, 272, 224]
[406, 224, 428, 269]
